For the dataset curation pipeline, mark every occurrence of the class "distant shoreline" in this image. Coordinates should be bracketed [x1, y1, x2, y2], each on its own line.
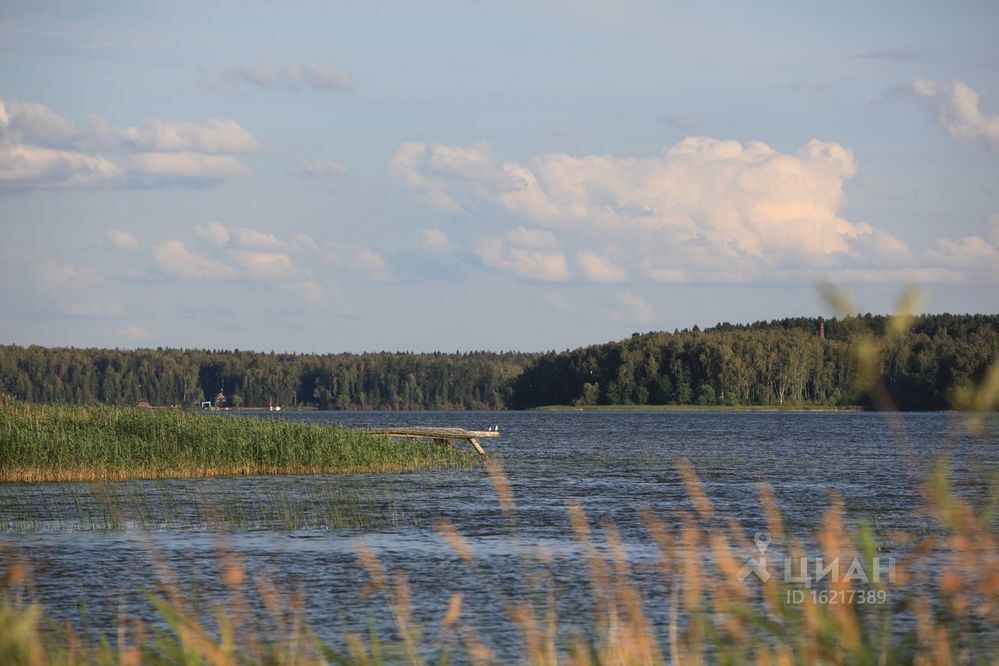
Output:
[532, 404, 868, 413]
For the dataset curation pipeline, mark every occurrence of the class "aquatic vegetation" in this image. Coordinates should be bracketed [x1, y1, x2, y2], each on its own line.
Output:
[0, 480, 422, 531]
[0, 400, 481, 482]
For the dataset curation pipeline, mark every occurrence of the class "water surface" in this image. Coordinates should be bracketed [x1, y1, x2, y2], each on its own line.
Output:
[2, 410, 996, 656]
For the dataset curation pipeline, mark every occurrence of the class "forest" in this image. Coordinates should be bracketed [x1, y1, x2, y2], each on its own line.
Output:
[0, 313, 996, 411]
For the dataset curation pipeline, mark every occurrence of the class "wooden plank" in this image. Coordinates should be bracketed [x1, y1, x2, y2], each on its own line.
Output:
[365, 427, 499, 439]
[468, 437, 486, 456]
[363, 426, 498, 455]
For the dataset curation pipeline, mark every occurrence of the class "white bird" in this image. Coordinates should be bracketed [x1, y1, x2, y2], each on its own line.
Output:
[494, 424, 500, 432]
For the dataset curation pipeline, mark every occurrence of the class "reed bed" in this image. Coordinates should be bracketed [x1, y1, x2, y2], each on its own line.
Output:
[0, 400, 480, 482]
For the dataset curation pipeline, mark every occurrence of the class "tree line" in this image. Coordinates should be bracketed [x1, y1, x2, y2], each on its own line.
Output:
[510, 313, 998, 410]
[0, 347, 533, 410]
[0, 313, 995, 410]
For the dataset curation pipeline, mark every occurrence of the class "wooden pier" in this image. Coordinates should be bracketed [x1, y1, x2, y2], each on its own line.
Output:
[364, 427, 499, 455]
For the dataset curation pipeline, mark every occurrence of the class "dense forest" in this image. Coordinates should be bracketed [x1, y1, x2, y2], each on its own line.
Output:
[0, 348, 534, 410]
[510, 313, 998, 410]
[0, 314, 996, 410]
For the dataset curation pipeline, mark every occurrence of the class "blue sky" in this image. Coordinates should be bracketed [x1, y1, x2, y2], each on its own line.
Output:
[1, 0, 997, 352]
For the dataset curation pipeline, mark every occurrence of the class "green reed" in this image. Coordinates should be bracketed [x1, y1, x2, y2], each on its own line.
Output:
[0, 400, 481, 481]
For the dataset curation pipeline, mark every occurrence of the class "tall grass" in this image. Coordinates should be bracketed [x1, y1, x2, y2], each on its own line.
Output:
[0, 399, 481, 482]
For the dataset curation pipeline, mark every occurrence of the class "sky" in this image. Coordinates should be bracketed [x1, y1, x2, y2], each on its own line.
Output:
[1, 0, 997, 353]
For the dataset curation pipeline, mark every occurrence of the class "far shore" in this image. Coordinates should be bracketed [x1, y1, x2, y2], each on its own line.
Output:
[532, 404, 867, 413]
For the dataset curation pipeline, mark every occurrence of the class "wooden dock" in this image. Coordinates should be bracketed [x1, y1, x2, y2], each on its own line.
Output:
[364, 427, 499, 455]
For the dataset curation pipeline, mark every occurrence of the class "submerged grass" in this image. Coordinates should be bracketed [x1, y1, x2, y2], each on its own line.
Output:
[0, 481, 423, 531]
[0, 400, 481, 482]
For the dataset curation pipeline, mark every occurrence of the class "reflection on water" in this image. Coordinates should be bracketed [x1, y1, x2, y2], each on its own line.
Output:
[2, 411, 996, 655]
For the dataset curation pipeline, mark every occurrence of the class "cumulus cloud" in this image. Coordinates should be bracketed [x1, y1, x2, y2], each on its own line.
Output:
[228, 250, 298, 279]
[576, 249, 626, 282]
[233, 227, 288, 251]
[195, 221, 231, 245]
[477, 238, 570, 282]
[0, 98, 258, 190]
[390, 142, 464, 212]
[912, 79, 999, 150]
[0, 99, 77, 147]
[126, 152, 250, 182]
[152, 240, 236, 279]
[394, 137, 932, 283]
[923, 234, 999, 283]
[0, 143, 123, 190]
[207, 64, 355, 92]
[106, 230, 140, 251]
[102, 117, 259, 154]
[418, 228, 454, 255]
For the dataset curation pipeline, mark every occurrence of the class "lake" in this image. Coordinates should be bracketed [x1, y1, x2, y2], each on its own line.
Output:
[2, 410, 997, 658]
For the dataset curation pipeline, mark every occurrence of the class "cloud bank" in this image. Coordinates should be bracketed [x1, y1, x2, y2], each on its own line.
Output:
[0, 98, 258, 190]
[393, 137, 998, 285]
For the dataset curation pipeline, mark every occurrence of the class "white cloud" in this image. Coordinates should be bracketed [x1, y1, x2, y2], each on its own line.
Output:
[390, 142, 463, 212]
[0, 98, 257, 190]
[476, 238, 570, 282]
[394, 137, 923, 283]
[619, 290, 656, 324]
[912, 79, 999, 150]
[152, 240, 236, 279]
[924, 234, 999, 283]
[234, 227, 287, 251]
[576, 249, 626, 282]
[0, 142, 123, 190]
[109, 117, 259, 154]
[126, 152, 250, 182]
[208, 63, 355, 92]
[195, 221, 230, 245]
[228, 250, 298, 279]
[418, 228, 453, 255]
[106, 230, 140, 251]
[0, 99, 77, 147]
